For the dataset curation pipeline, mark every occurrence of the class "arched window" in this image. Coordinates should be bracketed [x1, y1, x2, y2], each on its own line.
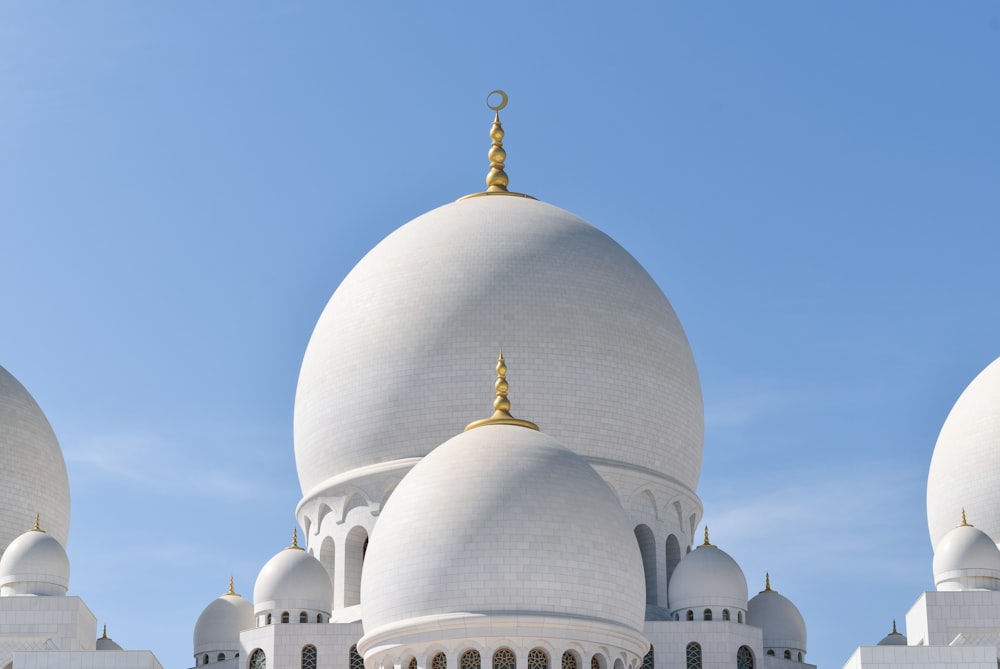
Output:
[203, 655, 209, 665]
[350, 646, 365, 669]
[591, 658, 599, 669]
[265, 613, 272, 625]
[703, 609, 712, 621]
[737, 646, 754, 669]
[562, 652, 578, 669]
[461, 650, 481, 669]
[685, 643, 701, 669]
[280, 611, 289, 624]
[783, 651, 791, 660]
[494, 649, 515, 669]
[432, 653, 447, 669]
[766, 651, 774, 657]
[634, 525, 658, 606]
[797, 653, 802, 662]
[674, 613, 679, 621]
[528, 649, 548, 669]
[249, 650, 266, 669]
[316, 614, 323, 623]
[345, 527, 368, 607]
[409, 660, 417, 669]
[738, 612, 743, 624]
[218, 654, 226, 662]
[302, 645, 317, 669]
[686, 610, 694, 621]
[300, 611, 308, 623]
[640, 646, 654, 669]
[722, 609, 730, 621]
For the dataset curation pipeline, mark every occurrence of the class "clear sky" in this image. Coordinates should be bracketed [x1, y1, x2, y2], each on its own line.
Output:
[1, 3, 998, 669]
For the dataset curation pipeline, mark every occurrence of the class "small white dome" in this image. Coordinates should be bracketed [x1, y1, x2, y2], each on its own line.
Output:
[927, 356, 1000, 550]
[0, 522, 69, 596]
[253, 536, 333, 616]
[194, 583, 254, 656]
[96, 626, 123, 651]
[876, 622, 907, 646]
[747, 579, 807, 654]
[668, 532, 748, 614]
[0, 365, 71, 554]
[932, 518, 1000, 590]
[360, 422, 646, 640]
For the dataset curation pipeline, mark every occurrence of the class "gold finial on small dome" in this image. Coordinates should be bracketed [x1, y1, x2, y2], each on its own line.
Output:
[700, 526, 713, 547]
[960, 508, 970, 526]
[224, 576, 238, 596]
[465, 351, 539, 431]
[288, 528, 303, 550]
[765, 572, 772, 591]
[892, 619, 899, 634]
[31, 514, 42, 532]
[100, 624, 108, 640]
[460, 91, 536, 201]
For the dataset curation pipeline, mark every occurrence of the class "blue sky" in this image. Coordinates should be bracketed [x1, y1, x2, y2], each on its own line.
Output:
[1, 3, 998, 669]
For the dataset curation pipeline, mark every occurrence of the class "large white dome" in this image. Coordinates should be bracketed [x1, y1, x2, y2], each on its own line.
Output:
[927, 357, 1000, 550]
[253, 539, 333, 616]
[359, 423, 646, 639]
[194, 585, 254, 656]
[294, 195, 703, 499]
[0, 365, 70, 554]
[0, 523, 70, 596]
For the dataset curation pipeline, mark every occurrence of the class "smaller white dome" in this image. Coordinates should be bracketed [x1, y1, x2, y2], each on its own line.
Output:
[253, 533, 333, 616]
[668, 530, 748, 615]
[96, 626, 123, 651]
[877, 621, 907, 646]
[932, 516, 1000, 591]
[747, 577, 807, 654]
[0, 520, 70, 596]
[194, 581, 254, 656]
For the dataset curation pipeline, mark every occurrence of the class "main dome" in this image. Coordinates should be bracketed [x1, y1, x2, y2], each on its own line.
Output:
[927, 356, 1000, 550]
[294, 195, 703, 497]
[0, 365, 70, 554]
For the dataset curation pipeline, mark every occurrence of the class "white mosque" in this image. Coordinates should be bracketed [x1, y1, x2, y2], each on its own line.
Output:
[1, 93, 999, 669]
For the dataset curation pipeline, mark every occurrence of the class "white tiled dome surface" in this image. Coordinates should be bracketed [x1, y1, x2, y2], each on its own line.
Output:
[0, 365, 70, 554]
[359, 424, 646, 636]
[194, 592, 254, 655]
[0, 527, 70, 595]
[747, 588, 807, 652]
[927, 357, 1000, 550]
[253, 546, 333, 614]
[668, 543, 749, 612]
[294, 195, 703, 498]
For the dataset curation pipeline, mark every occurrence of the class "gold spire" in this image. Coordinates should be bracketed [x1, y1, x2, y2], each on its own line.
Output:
[700, 526, 713, 547]
[31, 514, 42, 532]
[765, 572, 772, 591]
[892, 619, 899, 634]
[100, 624, 108, 640]
[960, 508, 970, 526]
[224, 576, 238, 597]
[465, 351, 539, 431]
[288, 528, 303, 550]
[461, 90, 535, 201]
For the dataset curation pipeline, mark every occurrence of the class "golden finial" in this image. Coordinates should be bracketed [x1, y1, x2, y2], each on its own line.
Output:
[765, 572, 772, 591]
[465, 351, 539, 431]
[461, 91, 535, 201]
[288, 528, 303, 550]
[892, 619, 898, 634]
[699, 526, 714, 547]
[960, 508, 970, 526]
[31, 514, 42, 532]
[224, 576, 238, 597]
[100, 624, 108, 640]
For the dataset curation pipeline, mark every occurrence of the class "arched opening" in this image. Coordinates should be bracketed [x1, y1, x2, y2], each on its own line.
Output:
[265, 613, 272, 625]
[461, 650, 482, 669]
[302, 645, 317, 669]
[738, 612, 743, 624]
[634, 525, 657, 605]
[797, 653, 802, 662]
[218, 654, 226, 662]
[349, 646, 364, 669]
[640, 646, 654, 669]
[203, 655, 209, 666]
[722, 609, 730, 621]
[432, 653, 447, 669]
[493, 649, 515, 669]
[409, 659, 418, 669]
[737, 646, 754, 669]
[686, 610, 694, 621]
[316, 613, 324, 623]
[344, 526, 368, 606]
[320, 536, 336, 587]
[280, 611, 289, 624]
[613, 661, 624, 669]
[703, 609, 712, 621]
[561, 652, 579, 669]
[528, 649, 548, 669]
[665, 534, 681, 604]
[685, 644, 701, 669]
[299, 611, 308, 623]
[766, 652, 774, 658]
[783, 651, 791, 660]
[590, 656, 606, 669]
[249, 649, 266, 669]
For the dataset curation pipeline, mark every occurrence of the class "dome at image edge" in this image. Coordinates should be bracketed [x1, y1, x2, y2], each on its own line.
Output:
[294, 195, 703, 498]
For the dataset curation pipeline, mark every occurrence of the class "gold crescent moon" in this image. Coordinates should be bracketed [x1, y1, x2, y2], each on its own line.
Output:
[487, 89, 508, 111]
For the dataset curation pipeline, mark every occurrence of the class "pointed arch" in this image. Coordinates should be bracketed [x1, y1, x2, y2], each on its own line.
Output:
[344, 526, 368, 606]
[634, 524, 657, 605]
